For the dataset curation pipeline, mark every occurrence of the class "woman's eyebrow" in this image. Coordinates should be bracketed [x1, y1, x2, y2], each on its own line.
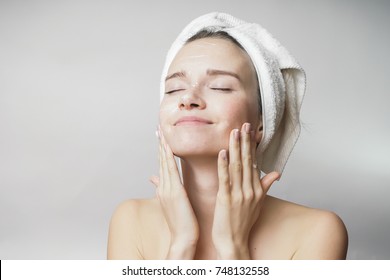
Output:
[206, 69, 241, 81]
[165, 69, 241, 82]
[165, 71, 186, 81]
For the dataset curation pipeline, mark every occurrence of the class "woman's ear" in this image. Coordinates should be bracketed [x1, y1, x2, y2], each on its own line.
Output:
[255, 121, 263, 145]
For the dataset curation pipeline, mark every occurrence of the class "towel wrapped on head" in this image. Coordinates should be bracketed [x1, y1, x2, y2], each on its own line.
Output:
[160, 12, 306, 176]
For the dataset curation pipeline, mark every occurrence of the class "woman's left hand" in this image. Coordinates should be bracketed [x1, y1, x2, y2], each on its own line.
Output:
[212, 123, 280, 259]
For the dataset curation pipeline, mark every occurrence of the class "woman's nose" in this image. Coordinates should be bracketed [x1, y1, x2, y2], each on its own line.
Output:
[179, 87, 206, 110]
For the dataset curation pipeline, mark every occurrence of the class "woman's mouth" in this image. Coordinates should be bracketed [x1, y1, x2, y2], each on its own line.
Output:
[174, 116, 213, 126]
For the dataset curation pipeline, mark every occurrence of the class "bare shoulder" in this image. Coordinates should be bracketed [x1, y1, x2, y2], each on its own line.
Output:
[109, 198, 161, 221]
[107, 198, 162, 259]
[293, 205, 348, 259]
[262, 196, 348, 259]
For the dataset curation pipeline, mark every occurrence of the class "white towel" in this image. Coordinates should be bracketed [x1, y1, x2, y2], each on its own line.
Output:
[160, 12, 306, 176]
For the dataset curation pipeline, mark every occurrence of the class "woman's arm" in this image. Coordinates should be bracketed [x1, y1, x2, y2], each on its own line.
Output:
[108, 128, 199, 260]
[212, 123, 280, 259]
[150, 127, 199, 259]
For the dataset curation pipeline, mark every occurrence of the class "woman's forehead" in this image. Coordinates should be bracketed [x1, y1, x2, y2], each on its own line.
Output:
[168, 37, 255, 79]
[173, 38, 248, 63]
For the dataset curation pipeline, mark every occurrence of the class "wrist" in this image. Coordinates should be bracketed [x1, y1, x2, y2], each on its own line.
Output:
[214, 239, 250, 260]
[167, 239, 198, 260]
[171, 234, 199, 247]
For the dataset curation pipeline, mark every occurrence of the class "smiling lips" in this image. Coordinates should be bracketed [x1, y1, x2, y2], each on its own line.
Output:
[174, 116, 213, 126]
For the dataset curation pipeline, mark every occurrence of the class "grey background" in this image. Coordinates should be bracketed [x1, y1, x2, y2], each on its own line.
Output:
[0, 0, 389, 259]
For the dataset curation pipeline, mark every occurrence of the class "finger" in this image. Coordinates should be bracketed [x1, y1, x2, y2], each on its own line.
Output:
[260, 171, 280, 193]
[217, 149, 230, 195]
[150, 175, 160, 197]
[251, 130, 262, 194]
[251, 130, 257, 171]
[159, 127, 171, 193]
[229, 128, 242, 192]
[160, 127, 182, 188]
[158, 130, 164, 186]
[241, 123, 253, 193]
[164, 140, 182, 187]
[149, 175, 160, 187]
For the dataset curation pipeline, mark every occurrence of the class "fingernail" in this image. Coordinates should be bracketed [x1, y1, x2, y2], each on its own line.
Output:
[245, 123, 251, 133]
[234, 129, 240, 141]
[155, 130, 160, 139]
[221, 149, 227, 161]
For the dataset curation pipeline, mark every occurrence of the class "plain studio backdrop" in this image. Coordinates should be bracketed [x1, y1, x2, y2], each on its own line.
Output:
[0, 0, 389, 260]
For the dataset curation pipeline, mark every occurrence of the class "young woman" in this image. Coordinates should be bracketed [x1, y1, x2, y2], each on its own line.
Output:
[107, 13, 348, 260]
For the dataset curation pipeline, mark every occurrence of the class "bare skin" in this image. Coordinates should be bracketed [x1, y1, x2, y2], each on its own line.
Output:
[107, 38, 348, 260]
[108, 196, 348, 259]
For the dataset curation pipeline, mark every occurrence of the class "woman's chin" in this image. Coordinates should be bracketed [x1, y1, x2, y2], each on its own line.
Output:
[165, 133, 228, 158]
[170, 145, 221, 159]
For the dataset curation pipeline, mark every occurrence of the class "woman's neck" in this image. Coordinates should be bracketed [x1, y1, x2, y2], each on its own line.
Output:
[180, 157, 219, 223]
[180, 156, 219, 258]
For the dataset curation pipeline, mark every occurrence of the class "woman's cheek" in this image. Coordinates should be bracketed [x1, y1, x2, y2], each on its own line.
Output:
[159, 101, 176, 130]
[220, 100, 251, 128]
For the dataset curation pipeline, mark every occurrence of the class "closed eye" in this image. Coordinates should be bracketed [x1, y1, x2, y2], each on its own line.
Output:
[210, 88, 232, 92]
[165, 89, 184, 94]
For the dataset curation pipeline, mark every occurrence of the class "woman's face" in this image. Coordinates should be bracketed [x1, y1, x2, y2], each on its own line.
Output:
[159, 37, 261, 158]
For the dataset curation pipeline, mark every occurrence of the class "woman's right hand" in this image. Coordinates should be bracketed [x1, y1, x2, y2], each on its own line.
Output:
[150, 127, 199, 259]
